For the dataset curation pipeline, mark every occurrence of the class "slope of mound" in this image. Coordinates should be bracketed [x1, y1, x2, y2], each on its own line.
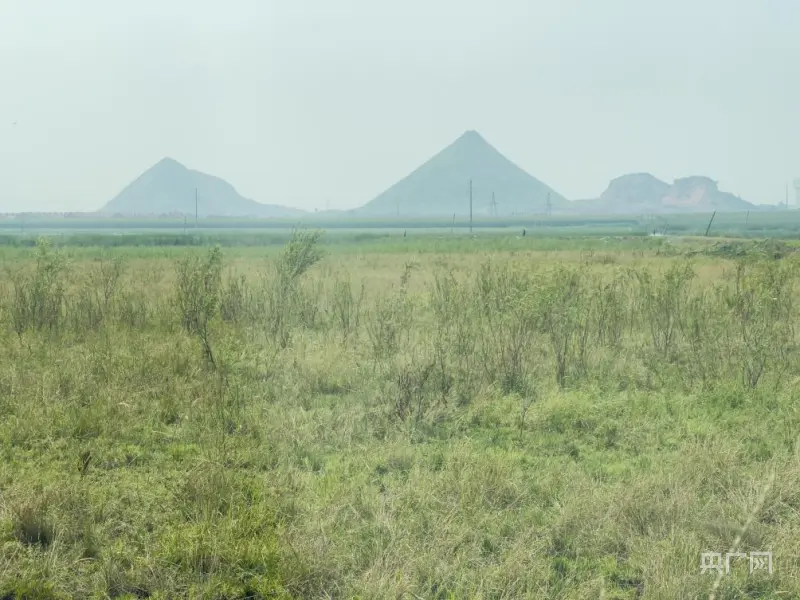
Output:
[356, 130, 567, 217]
[100, 158, 305, 218]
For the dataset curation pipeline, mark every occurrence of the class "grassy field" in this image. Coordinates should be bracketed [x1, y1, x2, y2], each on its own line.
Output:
[1, 231, 800, 599]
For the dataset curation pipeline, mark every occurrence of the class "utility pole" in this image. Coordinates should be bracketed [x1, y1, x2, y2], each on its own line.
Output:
[704, 210, 716, 237]
[469, 179, 473, 234]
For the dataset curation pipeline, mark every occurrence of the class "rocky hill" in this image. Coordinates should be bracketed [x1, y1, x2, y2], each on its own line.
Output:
[574, 173, 757, 214]
[663, 176, 754, 211]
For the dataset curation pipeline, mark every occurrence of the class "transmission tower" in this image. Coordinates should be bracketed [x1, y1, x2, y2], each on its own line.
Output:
[490, 191, 498, 217]
[794, 179, 800, 209]
[545, 192, 552, 217]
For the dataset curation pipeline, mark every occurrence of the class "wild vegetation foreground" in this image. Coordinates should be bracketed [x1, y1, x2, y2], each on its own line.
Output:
[1, 233, 799, 599]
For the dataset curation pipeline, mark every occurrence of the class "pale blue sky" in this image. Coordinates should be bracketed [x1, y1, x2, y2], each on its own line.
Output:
[1, 0, 799, 212]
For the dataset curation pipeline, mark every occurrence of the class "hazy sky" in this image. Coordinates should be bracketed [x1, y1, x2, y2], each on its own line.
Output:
[2, 0, 799, 212]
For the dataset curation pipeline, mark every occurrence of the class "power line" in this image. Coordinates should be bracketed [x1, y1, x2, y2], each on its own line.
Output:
[469, 179, 473, 234]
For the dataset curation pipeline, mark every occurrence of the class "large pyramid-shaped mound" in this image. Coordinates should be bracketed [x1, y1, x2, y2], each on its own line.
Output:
[356, 131, 568, 217]
[99, 158, 305, 218]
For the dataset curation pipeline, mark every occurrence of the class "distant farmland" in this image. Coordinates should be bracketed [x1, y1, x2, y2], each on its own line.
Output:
[1, 210, 799, 241]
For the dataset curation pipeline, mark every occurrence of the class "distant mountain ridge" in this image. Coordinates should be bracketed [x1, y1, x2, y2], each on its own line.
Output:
[99, 158, 305, 218]
[96, 136, 765, 219]
[355, 130, 568, 217]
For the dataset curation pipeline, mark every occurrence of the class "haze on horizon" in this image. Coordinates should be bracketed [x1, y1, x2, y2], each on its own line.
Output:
[1, 0, 799, 214]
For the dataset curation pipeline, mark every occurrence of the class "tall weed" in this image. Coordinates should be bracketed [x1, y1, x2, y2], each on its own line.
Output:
[7, 238, 67, 336]
[176, 246, 224, 367]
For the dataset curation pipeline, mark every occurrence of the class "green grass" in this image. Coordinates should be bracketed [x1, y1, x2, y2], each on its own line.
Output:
[0, 231, 670, 261]
[1, 233, 799, 599]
